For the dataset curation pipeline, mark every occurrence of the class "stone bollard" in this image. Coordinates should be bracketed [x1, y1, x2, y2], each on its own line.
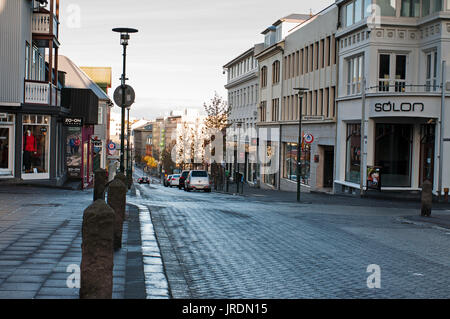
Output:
[80, 200, 115, 299]
[115, 172, 127, 190]
[126, 169, 133, 189]
[93, 169, 107, 202]
[421, 180, 433, 217]
[108, 178, 127, 250]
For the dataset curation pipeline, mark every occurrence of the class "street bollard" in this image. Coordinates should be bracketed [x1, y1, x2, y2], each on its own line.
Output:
[445, 188, 449, 203]
[93, 169, 107, 202]
[421, 180, 433, 217]
[108, 178, 127, 251]
[126, 169, 133, 190]
[80, 200, 115, 299]
[115, 172, 127, 190]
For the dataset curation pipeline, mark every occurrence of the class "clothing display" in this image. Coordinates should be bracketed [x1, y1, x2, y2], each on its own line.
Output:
[23, 131, 37, 172]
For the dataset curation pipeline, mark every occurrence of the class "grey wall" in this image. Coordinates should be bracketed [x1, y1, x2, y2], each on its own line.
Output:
[0, 0, 32, 104]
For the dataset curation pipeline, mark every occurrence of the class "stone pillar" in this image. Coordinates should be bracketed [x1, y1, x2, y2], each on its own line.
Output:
[421, 180, 433, 217]
[108, 177, 127, 250]
[93, 169, 107, 201]
[80, 200, 115, 299]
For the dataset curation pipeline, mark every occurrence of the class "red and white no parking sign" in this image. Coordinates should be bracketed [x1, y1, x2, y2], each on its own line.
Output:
[304, 134, 314, 144]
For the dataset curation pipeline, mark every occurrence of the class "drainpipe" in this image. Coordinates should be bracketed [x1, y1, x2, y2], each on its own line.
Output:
[438, 60, 446, 201]
[360, 78, 367, 197]
[278, 47, 285, 191]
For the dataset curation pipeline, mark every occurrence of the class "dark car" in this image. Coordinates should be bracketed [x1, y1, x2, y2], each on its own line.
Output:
[178, 170, 190, 189]
[138, 176, 150, 184]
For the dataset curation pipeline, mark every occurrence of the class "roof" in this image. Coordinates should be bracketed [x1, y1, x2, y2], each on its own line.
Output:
[262, 13, 311, 33]
[57, 56, 111, 102]
[223, 43, 264, 68]
[80, 67, 112, 90]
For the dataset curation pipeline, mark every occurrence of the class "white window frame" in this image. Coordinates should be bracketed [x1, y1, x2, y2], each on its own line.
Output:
[425, 49, 438, 92]
[346, 55, 364, 95]
[378, 52, 408, 92]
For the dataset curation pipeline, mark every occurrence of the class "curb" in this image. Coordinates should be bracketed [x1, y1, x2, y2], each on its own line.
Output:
[396, 217, 450, 232]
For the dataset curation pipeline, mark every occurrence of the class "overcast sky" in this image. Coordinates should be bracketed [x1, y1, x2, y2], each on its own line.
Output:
[58, 0, 333, 120]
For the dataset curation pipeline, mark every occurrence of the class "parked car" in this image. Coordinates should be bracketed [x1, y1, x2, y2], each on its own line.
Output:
[164, 175, 172, 187]
[169, 174, 181, 187]
[138, 176, 150, 184]
[185, 170, 211, 192]
[178, 170, 190, 189]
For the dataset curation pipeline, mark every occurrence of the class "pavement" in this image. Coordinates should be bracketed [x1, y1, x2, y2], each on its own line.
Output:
[134, 168, 450, 299]
[1, 170, 450, 299]
[0, 183, 166, 299]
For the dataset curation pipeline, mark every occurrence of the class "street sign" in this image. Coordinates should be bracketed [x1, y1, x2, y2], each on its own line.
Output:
[304, 134, 314, 144]
[114, 85, 135, 108]
[108, 141, 117, 151]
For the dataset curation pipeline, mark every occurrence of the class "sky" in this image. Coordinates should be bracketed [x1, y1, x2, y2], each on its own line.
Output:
[58, 0, 333, 120]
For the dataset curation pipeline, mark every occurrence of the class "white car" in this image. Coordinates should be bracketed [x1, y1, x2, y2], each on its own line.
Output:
[169, 174, 181, 187]
[185, 170, 211, 192]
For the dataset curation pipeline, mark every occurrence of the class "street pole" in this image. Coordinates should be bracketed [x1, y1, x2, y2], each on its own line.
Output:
[294, 88, 308, 203]
[127, 107, 131, 176]
[296, 96, 303, 202]
[120, 44, 127, 173]
[360, 78, 367, 197]
[439, 61, 446, 201]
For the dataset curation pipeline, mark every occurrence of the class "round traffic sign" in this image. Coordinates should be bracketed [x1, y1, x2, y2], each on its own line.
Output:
[304, 134, 314, 144]
[108, 141, 117, 151]
[114, 85, 135, 108]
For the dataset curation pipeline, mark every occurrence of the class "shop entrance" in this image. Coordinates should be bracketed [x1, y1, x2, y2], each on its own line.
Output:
[375, 124, 412, 187]
[323, 146, 334, 188]
[419, 124, 435, 187]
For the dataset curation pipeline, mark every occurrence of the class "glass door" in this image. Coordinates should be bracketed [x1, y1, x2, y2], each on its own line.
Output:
[0, 127, 11, 175]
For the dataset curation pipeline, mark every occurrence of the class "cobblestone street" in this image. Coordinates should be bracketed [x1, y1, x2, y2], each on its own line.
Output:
[134, 175, 450, 299]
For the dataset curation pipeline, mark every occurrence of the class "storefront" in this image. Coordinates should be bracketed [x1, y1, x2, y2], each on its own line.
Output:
[0, 113, 15, 178]
[336, 95, 450, 195]
[21, 115, 51, 180]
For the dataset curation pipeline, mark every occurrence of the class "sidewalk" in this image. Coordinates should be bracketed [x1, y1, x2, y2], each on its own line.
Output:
[214, 182, 450, 210]
[0, 185, 142, 299]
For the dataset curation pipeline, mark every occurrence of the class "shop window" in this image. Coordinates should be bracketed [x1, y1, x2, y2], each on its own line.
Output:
[284, 142, 310, 185]
[375, 124, 412, 187]
[22, 115, 50, 175]
[345, 123, 361, 184]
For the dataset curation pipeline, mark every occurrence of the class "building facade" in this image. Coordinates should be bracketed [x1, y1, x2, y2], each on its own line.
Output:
[223, 43, 264, 184]
[334, 0, 450, 196]
[0, 0, 67, 185]
[256, 11, 339, 192]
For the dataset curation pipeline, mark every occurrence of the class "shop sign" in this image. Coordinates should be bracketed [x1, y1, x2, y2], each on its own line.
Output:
[64, 117, 83, 127]
[367, 166, 382, 191]
[374, 102, 424, 113]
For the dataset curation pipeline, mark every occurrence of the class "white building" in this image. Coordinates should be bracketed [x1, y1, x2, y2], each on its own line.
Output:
[223, 43, 264, 183]
[334, 0, 450, 197]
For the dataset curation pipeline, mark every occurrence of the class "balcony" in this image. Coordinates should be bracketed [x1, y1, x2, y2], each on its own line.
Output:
[24, 80, 60, 106]
[32, 12, 59, 38]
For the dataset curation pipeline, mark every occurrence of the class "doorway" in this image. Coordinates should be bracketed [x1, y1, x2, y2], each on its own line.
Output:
[323, 146, 334, 188]
[0, 126, 12, 176]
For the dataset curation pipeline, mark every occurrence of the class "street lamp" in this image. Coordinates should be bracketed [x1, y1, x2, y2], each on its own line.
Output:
[112, 27, 138, 174]
[294, 88, 309, 202]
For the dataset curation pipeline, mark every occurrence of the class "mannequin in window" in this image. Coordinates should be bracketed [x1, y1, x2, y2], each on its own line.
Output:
[23, 129, 37, 173]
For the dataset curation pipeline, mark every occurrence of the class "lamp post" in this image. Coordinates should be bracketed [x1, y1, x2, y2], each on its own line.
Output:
[294, 88, 308, 202]
[235, 121, 243, 194]
[112, 27, 138, 173]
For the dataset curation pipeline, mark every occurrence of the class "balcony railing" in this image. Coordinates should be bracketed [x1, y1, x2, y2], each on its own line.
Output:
[32, 13, 58, 38]
[24, 80, 60, 106]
